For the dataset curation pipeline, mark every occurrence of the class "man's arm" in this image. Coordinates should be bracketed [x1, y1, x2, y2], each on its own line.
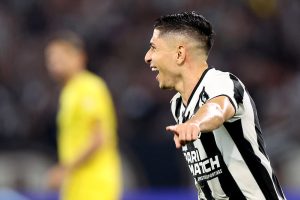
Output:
[47, 122, 104, 189]
[67, 122, 103, 170]
[166, 96, 235, 148]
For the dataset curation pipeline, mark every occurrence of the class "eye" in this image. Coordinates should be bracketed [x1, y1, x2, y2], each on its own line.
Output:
[150, 44, 156, 51]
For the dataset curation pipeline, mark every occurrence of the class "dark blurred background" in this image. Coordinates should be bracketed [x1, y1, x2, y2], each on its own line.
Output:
[0, 0, 299, 199]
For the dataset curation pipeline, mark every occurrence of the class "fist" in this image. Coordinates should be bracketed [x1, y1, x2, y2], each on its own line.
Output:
[166, 122, 201, 148]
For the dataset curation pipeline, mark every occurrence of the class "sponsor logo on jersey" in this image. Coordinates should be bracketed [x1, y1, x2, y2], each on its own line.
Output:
[183, 148, 222, 182]
[200, 87, 209, 103]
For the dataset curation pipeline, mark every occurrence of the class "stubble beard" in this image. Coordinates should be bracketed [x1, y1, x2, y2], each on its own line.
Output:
[159, 82, 174, 90]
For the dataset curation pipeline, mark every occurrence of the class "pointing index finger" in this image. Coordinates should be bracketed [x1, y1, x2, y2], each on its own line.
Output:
[166, 125, 177, 132]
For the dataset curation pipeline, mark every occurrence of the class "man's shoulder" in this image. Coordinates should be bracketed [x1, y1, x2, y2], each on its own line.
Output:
[63, 71, 108, 101]
[206, 68, 231, 78]
[204, 68, 240, 85]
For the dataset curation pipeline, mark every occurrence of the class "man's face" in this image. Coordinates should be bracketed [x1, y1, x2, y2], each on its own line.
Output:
[45, 41, 81, 82]
[144, 29, 180, 89]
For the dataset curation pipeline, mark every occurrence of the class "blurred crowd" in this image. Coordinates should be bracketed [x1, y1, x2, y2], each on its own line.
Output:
[0, 0, 299, 193]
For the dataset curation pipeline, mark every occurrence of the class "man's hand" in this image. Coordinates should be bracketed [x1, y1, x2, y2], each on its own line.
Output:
[166, 96, 235, 149]
[46, 164, 70, 190]
[166, 122, 201, 149]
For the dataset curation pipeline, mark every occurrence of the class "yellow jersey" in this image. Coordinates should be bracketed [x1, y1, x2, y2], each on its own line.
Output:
[57, 70, 122, 200]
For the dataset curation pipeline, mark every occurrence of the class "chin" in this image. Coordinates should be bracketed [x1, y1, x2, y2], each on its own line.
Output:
[159, 83, 173, 90]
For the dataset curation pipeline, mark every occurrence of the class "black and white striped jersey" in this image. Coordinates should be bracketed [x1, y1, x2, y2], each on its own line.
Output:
[170, 68, 286, 200]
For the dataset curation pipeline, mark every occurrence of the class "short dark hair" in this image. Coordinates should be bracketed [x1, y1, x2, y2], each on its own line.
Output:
[47, 30, 85, 52]
[154, 11, 215, 55]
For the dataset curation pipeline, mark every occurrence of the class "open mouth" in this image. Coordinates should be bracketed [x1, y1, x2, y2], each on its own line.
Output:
[151, 66, 158, 72]
[151, 66, 159, 79]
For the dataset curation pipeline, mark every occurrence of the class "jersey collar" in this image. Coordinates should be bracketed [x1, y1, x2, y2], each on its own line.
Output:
[185, 68, 210, 107]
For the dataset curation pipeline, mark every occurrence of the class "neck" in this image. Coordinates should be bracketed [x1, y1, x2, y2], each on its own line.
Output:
[176, 62, 208, 105]
[63, 66, 85, 85]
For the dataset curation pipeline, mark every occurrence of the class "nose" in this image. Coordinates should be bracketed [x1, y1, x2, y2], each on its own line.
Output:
[144, 49, 151, 64]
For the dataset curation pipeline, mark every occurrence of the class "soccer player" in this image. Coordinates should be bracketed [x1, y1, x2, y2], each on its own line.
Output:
[45, 31, 122, 200]
[144, 12, 286, 200]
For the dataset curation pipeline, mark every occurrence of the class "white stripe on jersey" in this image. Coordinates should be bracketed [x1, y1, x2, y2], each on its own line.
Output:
[170, 68, 286, 200]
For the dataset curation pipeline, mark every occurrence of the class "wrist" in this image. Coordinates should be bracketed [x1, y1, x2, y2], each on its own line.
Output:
[64, 162, 77, 172]
[188, 122, 201, 139]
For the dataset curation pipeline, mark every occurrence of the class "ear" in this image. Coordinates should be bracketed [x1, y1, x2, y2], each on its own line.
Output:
[176, 45, 186, 65]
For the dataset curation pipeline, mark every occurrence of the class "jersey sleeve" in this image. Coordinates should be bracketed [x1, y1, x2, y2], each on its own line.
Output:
[205, 72, 244, 114]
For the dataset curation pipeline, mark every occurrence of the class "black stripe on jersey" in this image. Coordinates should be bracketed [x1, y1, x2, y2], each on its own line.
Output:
[248, 92, 285, 199]
[175, 97, 182, 119]
[224, 120, 280, 200]
[200, 133, 246, 200]
[193, 96, 201, 114]
[229, 74, 244, 105]
[247, 92, 268, 158]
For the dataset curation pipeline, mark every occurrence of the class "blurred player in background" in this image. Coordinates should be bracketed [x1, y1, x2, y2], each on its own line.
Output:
[45, 31, 122, 200]
[145, 12, 285, 200]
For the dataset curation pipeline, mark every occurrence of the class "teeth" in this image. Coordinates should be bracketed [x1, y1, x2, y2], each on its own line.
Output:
[151, 67, 158, 71]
